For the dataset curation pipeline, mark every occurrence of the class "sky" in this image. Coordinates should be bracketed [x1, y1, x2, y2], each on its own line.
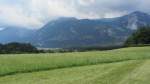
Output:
[0, 0, 150, 29]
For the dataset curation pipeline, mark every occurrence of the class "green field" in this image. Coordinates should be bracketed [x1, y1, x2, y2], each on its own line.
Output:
[0, 47, 150, 84]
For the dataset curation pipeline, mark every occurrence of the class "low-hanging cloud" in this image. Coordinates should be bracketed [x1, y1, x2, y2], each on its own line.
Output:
[0, 0, 150, 29]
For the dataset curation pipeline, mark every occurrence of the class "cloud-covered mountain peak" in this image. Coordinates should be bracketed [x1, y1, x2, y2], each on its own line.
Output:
[130, 11, 149, 16]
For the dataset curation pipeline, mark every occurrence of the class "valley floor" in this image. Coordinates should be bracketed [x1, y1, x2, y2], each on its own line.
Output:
[0, 47, 150, 84]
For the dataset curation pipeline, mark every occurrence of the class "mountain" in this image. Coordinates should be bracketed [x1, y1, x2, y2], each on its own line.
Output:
[1, 11, 150, 48]
[35, 18, 125, 48]
[117, 11, 150, 30]
[0, 26, 35, 43]
[34, 11, 150, 48]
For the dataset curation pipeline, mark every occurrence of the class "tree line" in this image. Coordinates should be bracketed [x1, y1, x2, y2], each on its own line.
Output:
[125, 26, 150, 46]
[0, 42, 38, 54]
[0, 42, 124, 54]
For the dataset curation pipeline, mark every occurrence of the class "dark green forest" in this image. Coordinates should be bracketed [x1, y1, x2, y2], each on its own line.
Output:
[125, 27, 150, 46]
[0, 42, 38, 54]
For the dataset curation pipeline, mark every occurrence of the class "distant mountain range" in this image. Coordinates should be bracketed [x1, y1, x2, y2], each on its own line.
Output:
[1, 11, 150, 48]
[0, 26, 35, 43]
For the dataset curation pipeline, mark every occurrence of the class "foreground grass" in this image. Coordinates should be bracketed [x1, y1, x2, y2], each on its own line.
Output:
[0, 60, 150, 84]
[0, 47, 150, 77]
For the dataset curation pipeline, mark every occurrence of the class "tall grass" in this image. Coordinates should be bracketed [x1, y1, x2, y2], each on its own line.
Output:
[0, 46, 150, 77]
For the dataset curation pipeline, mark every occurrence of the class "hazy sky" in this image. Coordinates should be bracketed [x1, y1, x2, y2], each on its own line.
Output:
[0, 0, 150, 29]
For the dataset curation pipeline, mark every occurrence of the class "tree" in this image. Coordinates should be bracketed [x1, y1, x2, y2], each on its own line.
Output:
[0, 44, 4, 53]
[125, 26, 150, 46]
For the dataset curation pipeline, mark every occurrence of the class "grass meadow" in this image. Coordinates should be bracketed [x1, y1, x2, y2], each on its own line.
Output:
[0, 47, 150, 84]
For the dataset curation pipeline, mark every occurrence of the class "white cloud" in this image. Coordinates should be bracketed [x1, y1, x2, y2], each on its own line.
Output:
[77, 0, 95, 6]
[0, 0, 78, 28]
[0, 4, 43, 29]
[0, 0, 150, 29]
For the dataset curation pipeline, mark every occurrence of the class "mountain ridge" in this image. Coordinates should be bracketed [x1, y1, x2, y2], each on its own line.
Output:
[34, 11, 150, 48]
[1, 11, 150, 48]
